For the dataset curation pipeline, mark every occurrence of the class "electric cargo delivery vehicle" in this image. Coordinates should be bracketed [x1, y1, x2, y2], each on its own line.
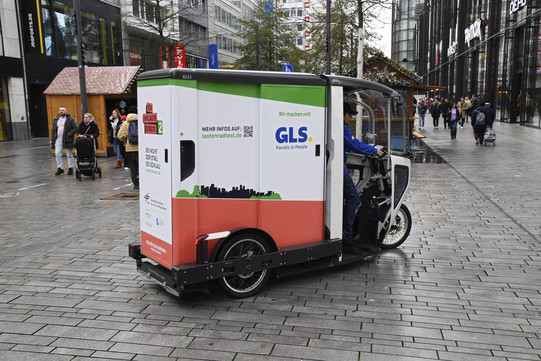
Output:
[129, 69, 412, 298]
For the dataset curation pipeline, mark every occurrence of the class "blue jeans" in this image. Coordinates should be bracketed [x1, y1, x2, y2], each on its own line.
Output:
[450, 120, 457, 138]
[55, 139, 74, 169]
[343, 171, 359, 235]
[418, 113, 425, 128]
[113, 138, 122, 160]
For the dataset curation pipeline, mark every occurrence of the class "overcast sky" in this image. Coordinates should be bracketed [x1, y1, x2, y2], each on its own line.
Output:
[367, 6, 393, 58]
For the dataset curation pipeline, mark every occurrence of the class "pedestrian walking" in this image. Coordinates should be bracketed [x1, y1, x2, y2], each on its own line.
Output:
[77, 113, 100, 149]
[441, 98, 451, 129]
[49, 106, 78, 176]
[462, 97, 471, 124]
[117, 106, 139, 190]
[107, 109, 124, 168]
[471, 99, 494, 145]
[450, 102, 458, 139]
[417, 98, 427, 131]
[430, 98, 441, 129]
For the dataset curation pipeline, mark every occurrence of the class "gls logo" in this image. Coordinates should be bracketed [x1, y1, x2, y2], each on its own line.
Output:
[275, 127, 309, 143]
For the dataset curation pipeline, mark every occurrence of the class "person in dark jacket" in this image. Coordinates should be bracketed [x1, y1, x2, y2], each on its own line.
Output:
[430, 98, 441, 129]
[440, 98, 451, 129]
[342, 102, 384, 246]
[77, 113, 100, 149]
[471, 100, 494, 144]
[417, 99, 427, 131]
[50, 106, 78, 175]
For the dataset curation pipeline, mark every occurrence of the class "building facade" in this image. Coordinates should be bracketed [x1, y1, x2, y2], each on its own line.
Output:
[1, 0, 27, 141]
[123, 0, 211, 70]
[282, 0, 311, 52]
[391, 0, 424, 72]
[415, 0, 540, 126]
[18, 0, 123, 138]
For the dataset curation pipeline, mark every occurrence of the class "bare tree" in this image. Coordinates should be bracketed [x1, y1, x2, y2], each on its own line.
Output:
[306, 0, 389, 76]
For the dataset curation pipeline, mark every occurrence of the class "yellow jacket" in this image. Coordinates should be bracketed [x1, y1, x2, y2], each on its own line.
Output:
[117, 113, 138, 152]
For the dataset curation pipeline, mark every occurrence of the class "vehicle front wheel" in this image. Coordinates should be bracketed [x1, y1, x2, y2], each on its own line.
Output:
[216, 233, 273, 298]
[381, 204, 412, 249]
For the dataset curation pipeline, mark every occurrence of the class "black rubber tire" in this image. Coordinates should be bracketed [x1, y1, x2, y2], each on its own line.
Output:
[216, 233, 273, 298]
[380, 204, 412, 249]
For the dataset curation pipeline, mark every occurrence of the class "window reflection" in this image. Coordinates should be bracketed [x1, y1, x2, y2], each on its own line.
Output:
[38, 0, 121, 65]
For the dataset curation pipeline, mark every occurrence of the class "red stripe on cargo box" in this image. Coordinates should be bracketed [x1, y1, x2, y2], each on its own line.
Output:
[141, 231, 172, 269]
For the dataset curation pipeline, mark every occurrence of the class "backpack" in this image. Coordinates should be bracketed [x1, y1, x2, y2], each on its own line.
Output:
[128, 121, 138, 145]
[475, 110, 485, 126]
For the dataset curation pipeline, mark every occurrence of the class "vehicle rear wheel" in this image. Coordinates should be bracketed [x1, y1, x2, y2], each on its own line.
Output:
[216, 233, 273, 298]
[381, 204, 411, 249]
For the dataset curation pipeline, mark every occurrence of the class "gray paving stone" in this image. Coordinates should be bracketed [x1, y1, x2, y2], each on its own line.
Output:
[442, 329, 530, 347]
[0, 334, 55, 346]
[212, 310, 285, 325]
[109, 342, 174, 357]
[91, 350, 136, 360]
[188, 337, 273, 355]
[169, 347, 236, 360]
[111, 331, 193, 348]
[0, 350, 73, 360]
[49, 338, 114, 351]
[272, 344, 358, 361]
[35, 324, 118, 341]
[0, 321, 45, 335]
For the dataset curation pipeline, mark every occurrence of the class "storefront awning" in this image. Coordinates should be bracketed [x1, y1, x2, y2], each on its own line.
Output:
[415, 84, 447, 92]
[44, 66, 142, 95]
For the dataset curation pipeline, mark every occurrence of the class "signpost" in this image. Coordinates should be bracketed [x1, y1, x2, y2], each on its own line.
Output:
[282, 64, 293, 72]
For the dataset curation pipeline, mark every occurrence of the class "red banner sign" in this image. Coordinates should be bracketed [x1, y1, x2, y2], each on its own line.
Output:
[129, 50, 142, 64]
[174, 45, 186, 68]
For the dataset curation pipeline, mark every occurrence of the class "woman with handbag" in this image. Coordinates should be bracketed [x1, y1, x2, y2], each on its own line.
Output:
[107, 109, 124, 168]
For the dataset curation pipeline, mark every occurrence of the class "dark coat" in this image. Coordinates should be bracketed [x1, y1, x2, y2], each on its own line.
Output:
[430, 102, 441, 118]
[50, 113, 78, 149]
[77, 120, 100, 148]
[440, 101, 451, 119]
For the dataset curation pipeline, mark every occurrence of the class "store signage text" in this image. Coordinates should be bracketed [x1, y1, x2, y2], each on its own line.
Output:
[510, 0, 527, 14]
[464, 19, 482, 47]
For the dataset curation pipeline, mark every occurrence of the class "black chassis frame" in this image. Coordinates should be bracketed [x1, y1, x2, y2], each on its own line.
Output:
[128, 239, 377, 296]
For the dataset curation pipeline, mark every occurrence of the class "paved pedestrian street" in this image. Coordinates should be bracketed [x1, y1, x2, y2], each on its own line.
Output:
[0, 119, 540, 360]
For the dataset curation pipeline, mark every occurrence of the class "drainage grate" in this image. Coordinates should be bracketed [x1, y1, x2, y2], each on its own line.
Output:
[101, 193, 139, 201]
[6, 180, 20, 183]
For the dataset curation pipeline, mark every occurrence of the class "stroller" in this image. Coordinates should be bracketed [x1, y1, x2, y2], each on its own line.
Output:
[74, 136, 102, 181]
[484, 127, 496, 146]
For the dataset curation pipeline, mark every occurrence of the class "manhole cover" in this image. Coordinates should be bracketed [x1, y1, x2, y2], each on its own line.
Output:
[101, 193, 139, 201]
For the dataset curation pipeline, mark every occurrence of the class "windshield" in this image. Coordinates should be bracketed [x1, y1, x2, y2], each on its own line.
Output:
[345, 90, 410, 155]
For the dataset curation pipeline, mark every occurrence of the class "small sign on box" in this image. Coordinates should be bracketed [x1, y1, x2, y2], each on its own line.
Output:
[143, 113, 157, 123]
[145, 123, 158, 134]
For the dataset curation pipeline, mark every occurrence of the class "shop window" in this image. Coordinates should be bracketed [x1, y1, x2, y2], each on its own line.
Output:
[38, 0, 121, 65]
[0, 77, 12, 141]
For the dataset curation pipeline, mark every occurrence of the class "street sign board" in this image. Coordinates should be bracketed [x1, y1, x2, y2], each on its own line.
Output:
[283, 64, 293, 72]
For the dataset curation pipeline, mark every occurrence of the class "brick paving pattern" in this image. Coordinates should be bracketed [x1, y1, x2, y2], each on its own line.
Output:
[0, 117, 540, 360]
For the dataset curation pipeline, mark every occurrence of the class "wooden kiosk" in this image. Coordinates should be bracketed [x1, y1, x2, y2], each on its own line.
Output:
[44, 66, 142, 156]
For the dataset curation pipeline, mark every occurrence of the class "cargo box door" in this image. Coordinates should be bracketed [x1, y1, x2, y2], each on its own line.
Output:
[137, 83, 173, 269]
